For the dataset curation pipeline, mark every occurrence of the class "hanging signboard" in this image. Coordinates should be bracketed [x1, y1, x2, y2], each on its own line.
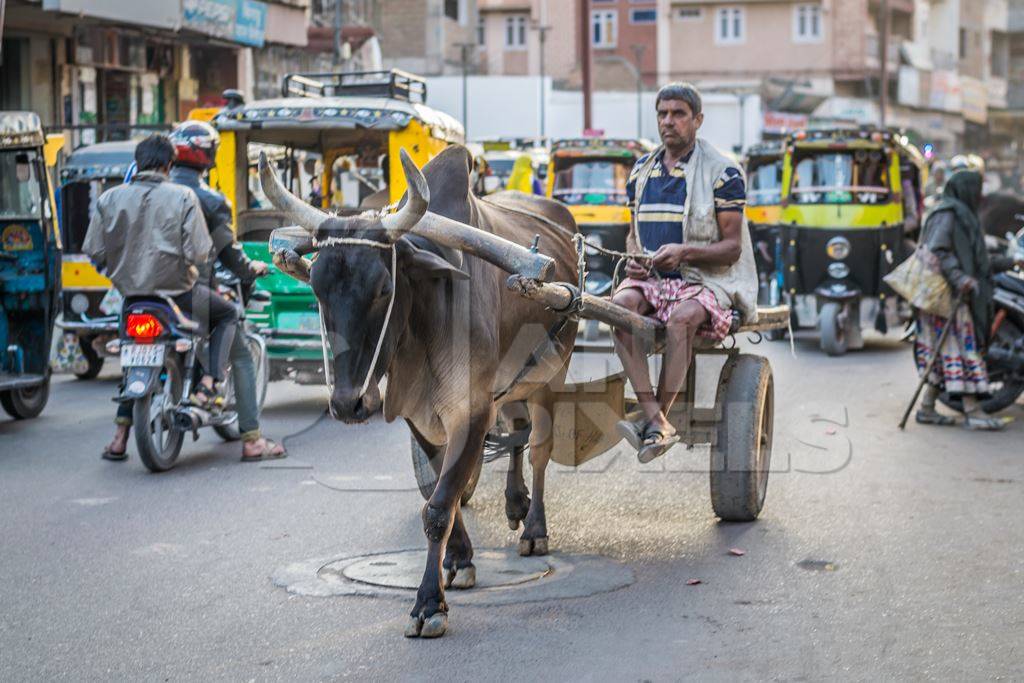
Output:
[960, 76, 988, 124]
[182, 0, 267, 47]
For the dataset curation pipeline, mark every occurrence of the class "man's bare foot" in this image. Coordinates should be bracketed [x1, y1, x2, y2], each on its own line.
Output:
[102, 425, 130, 461]
[241, 437, 287, 462]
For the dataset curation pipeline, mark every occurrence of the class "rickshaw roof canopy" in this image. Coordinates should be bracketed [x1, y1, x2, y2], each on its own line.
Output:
[551, 137, 654, 158]
[62, 140, 137, 182]
[0, 111, 45, 148]
[212, 96, 465, 145]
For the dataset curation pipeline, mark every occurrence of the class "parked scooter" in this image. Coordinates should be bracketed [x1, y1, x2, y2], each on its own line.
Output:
[939, 227, 1024, 414]
[109, 273, 269, 472]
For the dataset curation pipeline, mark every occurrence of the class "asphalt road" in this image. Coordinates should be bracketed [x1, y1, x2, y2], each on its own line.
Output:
[1, 331, 1022, 681]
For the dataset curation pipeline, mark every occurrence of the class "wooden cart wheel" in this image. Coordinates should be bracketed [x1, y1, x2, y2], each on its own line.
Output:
[709, 354, 774, 522]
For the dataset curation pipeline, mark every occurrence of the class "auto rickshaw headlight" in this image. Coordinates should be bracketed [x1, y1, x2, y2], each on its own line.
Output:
[70, 293, 90, 314]
[826, 236, 851, 260]
[828, 262, 850, 279]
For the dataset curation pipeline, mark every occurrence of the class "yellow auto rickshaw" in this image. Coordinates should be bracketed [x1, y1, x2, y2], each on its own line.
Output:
[776, 126, 927, 355]
[56, 140, 137, 379]
[546, 137, 654, 339]
[205, 70, 464, 385]
[744, 140, 785, 310]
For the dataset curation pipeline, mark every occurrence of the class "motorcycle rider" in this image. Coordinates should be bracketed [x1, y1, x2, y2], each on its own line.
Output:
[164, 120, 286, 461]
[85, 134, 237, 458]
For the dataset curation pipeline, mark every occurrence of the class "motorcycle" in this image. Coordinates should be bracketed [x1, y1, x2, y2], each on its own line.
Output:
[939, 227, 1024, 414]
[109, 272, 270, 472]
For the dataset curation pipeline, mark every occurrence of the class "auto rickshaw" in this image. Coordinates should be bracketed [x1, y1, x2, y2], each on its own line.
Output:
[55, 140, 136, 379]
[0, 112, 64, 418]
[206, 70, 464, 384]
[775, 126, 926, 355]
[546, 137, 654, 340]
[744, 141, 785, 309]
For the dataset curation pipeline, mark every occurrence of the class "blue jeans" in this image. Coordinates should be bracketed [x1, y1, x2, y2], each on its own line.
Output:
[116, 330, 261, 439]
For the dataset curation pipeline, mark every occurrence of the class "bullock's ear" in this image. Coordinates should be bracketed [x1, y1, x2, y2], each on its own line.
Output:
[396, 239, 469, 280]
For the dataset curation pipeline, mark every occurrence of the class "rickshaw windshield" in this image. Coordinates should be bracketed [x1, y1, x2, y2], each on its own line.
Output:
[0, 150, 44, 220]
[790, 150, 890, 205]
[552, 158, 631, 206]
[748, 159, 783, 206]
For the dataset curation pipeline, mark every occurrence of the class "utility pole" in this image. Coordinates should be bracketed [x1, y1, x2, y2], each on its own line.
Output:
[334, 0, 344, 62]
[580, 0, 593, 132]
[631, 44, 646, 138]
[455, 42, 475, 137]
[536, 22, 551, 138]
[878, 0, 890, 128]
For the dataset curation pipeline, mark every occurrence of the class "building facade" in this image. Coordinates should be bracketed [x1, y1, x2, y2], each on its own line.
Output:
[1, 0, 333, 147]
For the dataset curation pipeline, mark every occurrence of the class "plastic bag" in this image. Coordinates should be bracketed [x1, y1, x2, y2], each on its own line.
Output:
[883, 244, 954, 318]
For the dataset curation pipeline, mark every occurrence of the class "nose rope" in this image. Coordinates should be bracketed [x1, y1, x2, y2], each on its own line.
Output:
[315, 238, 398, 400]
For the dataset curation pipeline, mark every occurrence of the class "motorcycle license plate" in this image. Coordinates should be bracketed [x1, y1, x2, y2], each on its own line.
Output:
[120, 343, 165, 367]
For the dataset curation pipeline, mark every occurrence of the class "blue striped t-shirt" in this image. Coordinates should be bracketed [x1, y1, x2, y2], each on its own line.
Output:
[627, 148, 746, 277]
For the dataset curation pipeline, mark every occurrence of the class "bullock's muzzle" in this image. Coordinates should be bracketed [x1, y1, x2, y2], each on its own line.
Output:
[329, 384, 381, 424]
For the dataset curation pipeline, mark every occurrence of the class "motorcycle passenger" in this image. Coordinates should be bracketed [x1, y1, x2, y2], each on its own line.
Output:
[83, 134, 237, 460]
[914, 169, 1023, 430]
[168, 120, 286, 461]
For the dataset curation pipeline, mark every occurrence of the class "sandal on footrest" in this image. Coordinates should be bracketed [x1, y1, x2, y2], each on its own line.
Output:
[189, 383, 224, 412]
[637, 424, 680, 464]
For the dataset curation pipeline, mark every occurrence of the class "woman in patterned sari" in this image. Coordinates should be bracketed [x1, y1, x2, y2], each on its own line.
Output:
[914, 170, 1019, 430]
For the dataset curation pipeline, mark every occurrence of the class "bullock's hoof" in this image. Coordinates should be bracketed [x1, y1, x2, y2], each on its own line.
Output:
[445, 564, 476, 590]
[518, 536, 549, 556]
[404, 616, 423, 638]
[420, 613, 448, 638]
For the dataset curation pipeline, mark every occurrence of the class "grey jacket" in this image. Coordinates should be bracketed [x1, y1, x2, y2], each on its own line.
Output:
[83, 172, 212, 296]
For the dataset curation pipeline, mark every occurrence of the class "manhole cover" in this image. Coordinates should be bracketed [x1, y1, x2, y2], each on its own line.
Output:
[334, 549, 551, 589]
[273, 547, 633, 606]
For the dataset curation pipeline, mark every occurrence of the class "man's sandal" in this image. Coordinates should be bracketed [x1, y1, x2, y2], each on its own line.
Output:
[915, 409, 956, 426]
[240, 438, 288, 462]
[101, 446, 128, 462]
[637, 425, 680, 464]
[615, 419, 647, 451]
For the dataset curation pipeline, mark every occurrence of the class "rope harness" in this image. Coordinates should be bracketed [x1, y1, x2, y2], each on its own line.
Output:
[570, 233, 684, 305]
[312, 235, 398, 397]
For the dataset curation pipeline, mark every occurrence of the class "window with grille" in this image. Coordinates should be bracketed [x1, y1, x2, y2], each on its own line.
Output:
[793, 4, 822, 43]
[505, 15, 527, 49]
[715, 7, 744, 44]
[592, 10, 618, 48]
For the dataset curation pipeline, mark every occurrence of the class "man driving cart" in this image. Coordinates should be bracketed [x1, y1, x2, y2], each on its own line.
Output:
[612, 83, 759, 463]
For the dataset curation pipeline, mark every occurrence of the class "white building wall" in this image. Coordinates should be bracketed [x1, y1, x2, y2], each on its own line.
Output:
[426, 75, 763, 153]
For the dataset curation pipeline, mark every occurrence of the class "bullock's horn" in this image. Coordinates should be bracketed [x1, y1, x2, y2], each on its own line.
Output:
[380, 148, 430, 238]
[258, 151, 330, 235]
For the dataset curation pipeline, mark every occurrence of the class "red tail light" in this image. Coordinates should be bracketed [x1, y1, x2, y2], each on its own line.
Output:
[126, 313, 164, 342]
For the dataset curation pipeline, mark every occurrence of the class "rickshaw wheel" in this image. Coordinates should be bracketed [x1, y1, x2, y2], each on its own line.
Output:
[411, 434, 482, 506]
[74, 339, 104, 381]
[710, 355, 773, 522]
[0, 376, 50, 420]
[819, 302, 849, 356]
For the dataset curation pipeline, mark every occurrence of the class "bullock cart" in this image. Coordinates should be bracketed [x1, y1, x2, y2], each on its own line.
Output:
[264, 147, 789, 638]
[408, 235, 789, 523]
